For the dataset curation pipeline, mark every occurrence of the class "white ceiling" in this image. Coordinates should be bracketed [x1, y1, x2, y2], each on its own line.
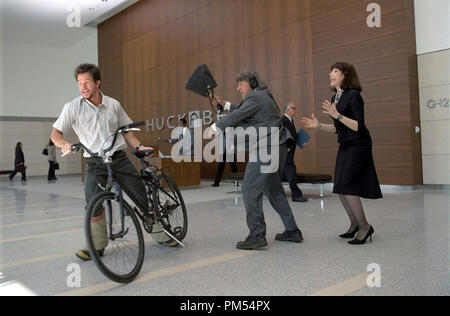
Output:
[0, 0, 139, 48]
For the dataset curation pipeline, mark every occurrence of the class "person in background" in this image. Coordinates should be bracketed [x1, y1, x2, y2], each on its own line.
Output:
[212, 131, 238, 187]
[9, 142, 27, 184]
[301, 62, 382, 245]
[160, 118, 195, 157]
[47, 139, 57, 182]
[281, 102, 308, 202]
[168, 118, 190, 156]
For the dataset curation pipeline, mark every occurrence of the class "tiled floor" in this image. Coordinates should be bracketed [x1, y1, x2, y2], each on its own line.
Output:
[0, 175, 448, 296]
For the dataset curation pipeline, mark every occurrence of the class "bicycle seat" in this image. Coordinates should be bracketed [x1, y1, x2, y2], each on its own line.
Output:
[133, 149, 154, 159]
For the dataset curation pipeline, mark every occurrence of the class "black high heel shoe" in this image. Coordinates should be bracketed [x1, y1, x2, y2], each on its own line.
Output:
[339, 226, 359, 239]
[348, 226, 374, 245]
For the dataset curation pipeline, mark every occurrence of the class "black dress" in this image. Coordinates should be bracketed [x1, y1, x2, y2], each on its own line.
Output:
[331, 90, 382, 199]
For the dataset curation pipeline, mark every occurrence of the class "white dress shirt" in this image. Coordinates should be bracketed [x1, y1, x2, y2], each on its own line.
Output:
[53, 94, 133, 157]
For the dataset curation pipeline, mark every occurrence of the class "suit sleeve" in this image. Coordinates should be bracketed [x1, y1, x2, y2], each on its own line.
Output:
[229, 103, 240, 112]
[216, 94, 260, 130]
[15, 149, 25, 164]
[281, 116, 295, 150]
[348, 92, 366, 133]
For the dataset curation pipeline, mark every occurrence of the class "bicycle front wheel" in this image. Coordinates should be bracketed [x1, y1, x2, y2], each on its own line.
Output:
[85, 191, 145, 283]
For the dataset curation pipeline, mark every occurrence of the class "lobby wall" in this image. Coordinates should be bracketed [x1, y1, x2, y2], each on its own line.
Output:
[414, 0, 450, 185]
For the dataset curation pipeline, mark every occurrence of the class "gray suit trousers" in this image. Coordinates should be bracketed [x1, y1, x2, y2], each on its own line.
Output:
[241, 143, 299, 239]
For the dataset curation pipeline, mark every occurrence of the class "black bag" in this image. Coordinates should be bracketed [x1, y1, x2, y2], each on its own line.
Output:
[185, 64, 217, 97]
[42, 148, 48, 156]
[53, 162, 60, 170]
[15, 164, 27, 173]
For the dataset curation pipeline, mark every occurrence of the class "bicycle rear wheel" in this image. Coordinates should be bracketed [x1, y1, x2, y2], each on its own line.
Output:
[85, 191, 145, 283]
[152, 174, 188, 243]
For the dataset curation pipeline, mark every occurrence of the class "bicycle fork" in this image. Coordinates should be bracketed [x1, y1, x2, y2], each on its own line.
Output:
[106, 174, 128, 241]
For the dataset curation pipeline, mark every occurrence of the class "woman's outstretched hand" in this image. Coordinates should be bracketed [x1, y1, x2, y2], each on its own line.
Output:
[322, 100, 338, 119]
[301, 113, 319, 129]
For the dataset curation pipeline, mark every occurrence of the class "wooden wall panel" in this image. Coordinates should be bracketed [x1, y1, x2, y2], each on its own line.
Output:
[98, 0, 421, 185]
[98, 11, 126, 105]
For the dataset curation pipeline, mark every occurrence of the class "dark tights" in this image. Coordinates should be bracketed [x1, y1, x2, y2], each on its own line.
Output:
[339, 195, 371, 240]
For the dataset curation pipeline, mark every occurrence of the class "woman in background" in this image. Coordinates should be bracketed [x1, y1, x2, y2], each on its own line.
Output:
[47, 139, 57, 181]
[9, 142, 27, 183]
[301, 62, 382, 245]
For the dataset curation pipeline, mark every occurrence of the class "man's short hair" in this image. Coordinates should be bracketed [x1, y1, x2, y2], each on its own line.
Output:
[235, 71, 267, 90]
[74, 63, 101, 82]
[283, 103, 293, 113]
[180, 118, 187, 125]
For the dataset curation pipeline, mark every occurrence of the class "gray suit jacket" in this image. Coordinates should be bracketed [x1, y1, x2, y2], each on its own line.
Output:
[216, 89, 291, 151]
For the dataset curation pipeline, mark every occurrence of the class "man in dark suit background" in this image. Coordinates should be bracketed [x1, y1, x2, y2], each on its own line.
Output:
[282, 102, 308, 202]
[167, 118, 195, 157]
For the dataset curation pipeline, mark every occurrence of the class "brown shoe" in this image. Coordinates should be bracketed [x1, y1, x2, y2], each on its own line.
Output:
[75, 249, 105, 261]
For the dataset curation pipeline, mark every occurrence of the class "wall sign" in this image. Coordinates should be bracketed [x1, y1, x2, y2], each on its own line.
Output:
[145, 109, 226, 131]
[427, 98, 449, 109]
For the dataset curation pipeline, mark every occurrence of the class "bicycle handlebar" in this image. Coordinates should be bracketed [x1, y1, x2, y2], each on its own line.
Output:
[61, 143, 96, 157]
[102, 121, 147, 154]
[118, 121, 146, 133]
[61, 121, 147, 158]
[132, 148, 154, 159]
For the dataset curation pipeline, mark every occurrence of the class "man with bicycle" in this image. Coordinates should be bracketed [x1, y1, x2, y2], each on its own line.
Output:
[51, 63, 175, 260]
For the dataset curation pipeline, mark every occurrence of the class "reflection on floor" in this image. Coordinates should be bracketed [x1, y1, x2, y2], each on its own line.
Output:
[0, 175, 448, 296]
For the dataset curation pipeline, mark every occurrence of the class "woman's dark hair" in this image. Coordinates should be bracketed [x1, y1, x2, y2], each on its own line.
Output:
[74, 63, 101, 82]
[16, 142, 22, 149]
[48, 139, 54, 146]
[330, 62, 362, 92]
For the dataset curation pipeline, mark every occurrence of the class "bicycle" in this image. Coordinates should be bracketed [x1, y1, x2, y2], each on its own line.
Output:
[62, 121, 188, 283]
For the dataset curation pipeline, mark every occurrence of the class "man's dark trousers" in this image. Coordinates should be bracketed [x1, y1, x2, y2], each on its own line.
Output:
[214, 152, 238, 185]
[283, 149, 303, 199]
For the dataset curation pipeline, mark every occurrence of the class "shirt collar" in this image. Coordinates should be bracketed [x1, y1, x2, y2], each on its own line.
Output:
[284, 114, 293, 122]
[81, 92, 105, 108]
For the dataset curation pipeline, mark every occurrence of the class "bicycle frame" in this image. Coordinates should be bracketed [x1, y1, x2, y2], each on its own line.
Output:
[114, 159, 181, 223]
[90, 153, 188, 249]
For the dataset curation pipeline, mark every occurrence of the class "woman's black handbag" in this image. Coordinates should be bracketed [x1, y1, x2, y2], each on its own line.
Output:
[53, 162, 60, 170]
[42, 148, 48, 156]
[16, 164, 27, 173]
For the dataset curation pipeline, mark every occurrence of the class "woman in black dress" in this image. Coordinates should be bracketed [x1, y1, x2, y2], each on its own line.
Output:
[46, 139, 58, 181]
[301, 62, 382, 245]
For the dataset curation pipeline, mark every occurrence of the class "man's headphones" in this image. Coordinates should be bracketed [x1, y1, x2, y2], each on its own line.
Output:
[249, 72, 259, 90]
